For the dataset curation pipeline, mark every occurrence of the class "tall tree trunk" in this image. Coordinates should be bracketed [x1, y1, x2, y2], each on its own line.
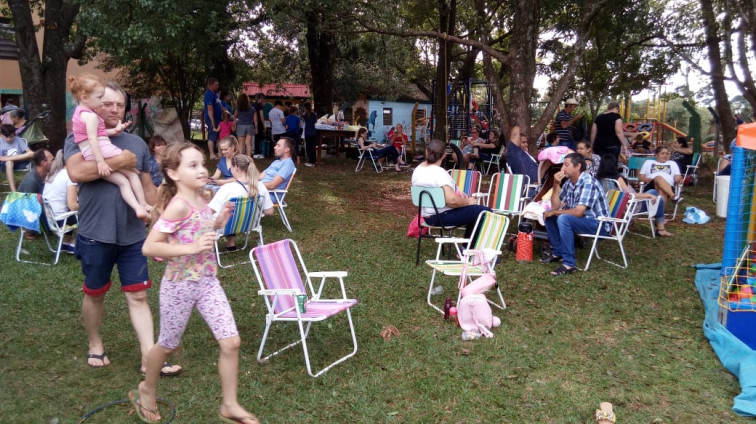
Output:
[507, 0, 539, 152]
[8, 0, 85, 153]
[432, 0, 456, 141]
[700, 0, 736, 150]
[306, 11, 335, 116]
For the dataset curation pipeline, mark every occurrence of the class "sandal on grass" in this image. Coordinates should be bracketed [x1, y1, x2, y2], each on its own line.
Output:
[219, 414, 261, 424]
[657, 229, 674, 237]
[550, 264, 576, 276]
[139, 362, 183, 377]
[86, 352, 110, 368]
[596, 402, 616, 423]
[540, 254, 563, 264]
[128, 389, 161, 423]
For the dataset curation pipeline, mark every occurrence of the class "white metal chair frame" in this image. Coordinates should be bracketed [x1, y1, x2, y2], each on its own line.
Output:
[270, 168, 297, 232]
[354, 143, 384, 173]
[479, 144, 505, 176]
[17, 198, 78, 265]
[249, 239, 358, 378]
[425, 211, 510, 314]
[577, 192, 636, 271]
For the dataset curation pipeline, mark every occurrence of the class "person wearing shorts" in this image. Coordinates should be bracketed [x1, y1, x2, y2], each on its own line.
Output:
[64, 81, 181, 376]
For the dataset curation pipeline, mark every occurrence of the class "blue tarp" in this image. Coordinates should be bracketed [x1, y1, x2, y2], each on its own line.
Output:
[695, 263, 756, 416]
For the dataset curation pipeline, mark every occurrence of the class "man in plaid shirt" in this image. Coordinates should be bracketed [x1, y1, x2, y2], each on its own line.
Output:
[542, 153, 609, 276]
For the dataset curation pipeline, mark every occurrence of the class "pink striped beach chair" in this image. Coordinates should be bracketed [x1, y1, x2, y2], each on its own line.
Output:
[250, 239, 358, 377]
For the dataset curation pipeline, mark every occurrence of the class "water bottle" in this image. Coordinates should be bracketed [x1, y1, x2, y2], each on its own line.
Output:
[443, 297, 452, 320]
[449, 306, 458, 326]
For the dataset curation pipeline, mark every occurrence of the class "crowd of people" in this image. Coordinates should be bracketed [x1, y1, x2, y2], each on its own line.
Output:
[410, 97, 718, 279]
[4, 72, 750, 422]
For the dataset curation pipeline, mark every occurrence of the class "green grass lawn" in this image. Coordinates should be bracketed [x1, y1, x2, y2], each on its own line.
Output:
[0, 159, 745, 423]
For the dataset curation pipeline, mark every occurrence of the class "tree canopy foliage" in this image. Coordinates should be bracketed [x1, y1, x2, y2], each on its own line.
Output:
[5, 0, 754, 151]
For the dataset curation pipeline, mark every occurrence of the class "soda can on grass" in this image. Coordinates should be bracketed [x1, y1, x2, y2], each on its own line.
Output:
[296, 294, 307, 313]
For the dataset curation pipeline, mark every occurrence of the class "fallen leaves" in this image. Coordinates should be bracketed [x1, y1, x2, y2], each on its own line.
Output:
[380, 325, 401, 341]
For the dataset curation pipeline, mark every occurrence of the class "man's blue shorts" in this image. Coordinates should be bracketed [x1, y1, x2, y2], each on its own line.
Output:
[75, 234, 151, 296]
[206, 120, 220, 142]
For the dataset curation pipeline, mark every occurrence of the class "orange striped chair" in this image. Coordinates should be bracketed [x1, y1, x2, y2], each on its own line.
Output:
[577, 189, 635, 270]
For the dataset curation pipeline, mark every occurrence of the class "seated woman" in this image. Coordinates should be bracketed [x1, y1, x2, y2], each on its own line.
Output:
[389, 123, 409, 157]
[671, 135, 693, 173]
[639, 145, 683, 205]
[356, 127, 403, 171]
[411, 139, 491, 240]
[208, 154, 274, 250]
[209, 135, 239, 186]
[576, 140, 601, 176]
[42, 150, 79, 252]
[597, 154, 672, 237]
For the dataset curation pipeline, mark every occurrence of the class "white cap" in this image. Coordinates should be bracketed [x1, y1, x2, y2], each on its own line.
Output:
[565, 98, 579, 105]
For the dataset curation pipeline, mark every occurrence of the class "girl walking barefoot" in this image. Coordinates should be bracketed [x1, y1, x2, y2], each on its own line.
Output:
[129, 142, 258, 424]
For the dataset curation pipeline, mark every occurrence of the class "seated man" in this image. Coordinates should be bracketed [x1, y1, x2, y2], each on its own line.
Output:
[18, 148, 53, 194]
[260, 136, 296, 201]
[542, 153, 610, 276]
[0, 123, 33, 192]
[505, 126, 538, 183]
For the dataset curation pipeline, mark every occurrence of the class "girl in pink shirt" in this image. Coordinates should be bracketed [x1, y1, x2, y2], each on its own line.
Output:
[218, 110, 234, 140]
[132, 142, 259, 424]
[69, 74, 150, 219]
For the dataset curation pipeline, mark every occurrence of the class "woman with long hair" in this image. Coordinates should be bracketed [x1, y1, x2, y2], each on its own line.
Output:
[208, 154, 274, 250]
[234, 93, 256, 156]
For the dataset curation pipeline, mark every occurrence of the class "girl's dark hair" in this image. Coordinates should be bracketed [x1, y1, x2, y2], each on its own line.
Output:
[0, 124, 15, 137]
[676, 136, 688, 147]
[546, 132, 558, 145]
[148, 135, 167, 155]
[655, 145, 669, 155]
[426, 139, 446, 163]
[237, 93, 250, 111]
[357, 127, 367, 138]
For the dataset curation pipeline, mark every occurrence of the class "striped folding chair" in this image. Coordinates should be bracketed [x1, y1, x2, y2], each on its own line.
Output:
[487, 172, 530, 227]
[214, 195, 262, 268]
[577, 189, 635, 271]
[250, 239, 358, 378]
[425, 211, 510, 314]
[448, 169, 485, 203]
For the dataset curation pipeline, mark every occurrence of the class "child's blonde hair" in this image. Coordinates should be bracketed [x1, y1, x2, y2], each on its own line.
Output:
[68, 74, 104, 102]
[230, 154, 260, 197]
[218, 135, 239, 152]
[151, 141, 204, 223]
